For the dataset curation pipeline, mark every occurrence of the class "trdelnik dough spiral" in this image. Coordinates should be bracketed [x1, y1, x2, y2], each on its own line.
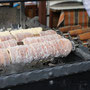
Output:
[0, 39, 17, 49]
[22, 34, 62, 45]
[10, 27, 43, 42]
[0, 31, 14, 42]
[7, 38, 72, 65]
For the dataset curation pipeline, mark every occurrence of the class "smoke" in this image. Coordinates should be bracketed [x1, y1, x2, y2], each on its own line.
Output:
[83, 0, 90, 16]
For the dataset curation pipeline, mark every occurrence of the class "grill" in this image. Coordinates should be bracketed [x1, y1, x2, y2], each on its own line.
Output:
[58, 27, 90, 50]
[0, 26, 89, 89]
[56, 26, 90, 60]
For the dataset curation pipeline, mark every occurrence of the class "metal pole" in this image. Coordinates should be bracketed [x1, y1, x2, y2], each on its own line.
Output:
[20, 2, 26, 29]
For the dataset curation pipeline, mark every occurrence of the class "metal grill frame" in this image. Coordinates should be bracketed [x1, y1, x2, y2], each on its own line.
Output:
[0, 60, 90, 88]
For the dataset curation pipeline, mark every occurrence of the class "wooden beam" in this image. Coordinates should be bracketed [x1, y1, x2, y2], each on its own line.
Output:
[49, 9, 53, 28]
[39, 1, 46, 25]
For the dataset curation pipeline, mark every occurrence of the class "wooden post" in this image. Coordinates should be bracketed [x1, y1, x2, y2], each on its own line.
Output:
[49, 9, 53, 28]
[39, 1, 46, 25]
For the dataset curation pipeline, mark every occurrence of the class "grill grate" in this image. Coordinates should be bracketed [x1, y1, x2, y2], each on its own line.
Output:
[57, 27, 90, 50]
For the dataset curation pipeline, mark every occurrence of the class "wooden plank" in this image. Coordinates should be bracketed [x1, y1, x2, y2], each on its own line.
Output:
[64, 11, 69, 26]
[25, 5, 38, 18]
[84, 11, 88, 28]
[78, 10, 83, 26]
[70, 11, 75, 25]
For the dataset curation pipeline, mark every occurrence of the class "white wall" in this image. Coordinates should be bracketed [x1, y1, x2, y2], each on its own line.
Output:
[49, 0, 82, 6]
